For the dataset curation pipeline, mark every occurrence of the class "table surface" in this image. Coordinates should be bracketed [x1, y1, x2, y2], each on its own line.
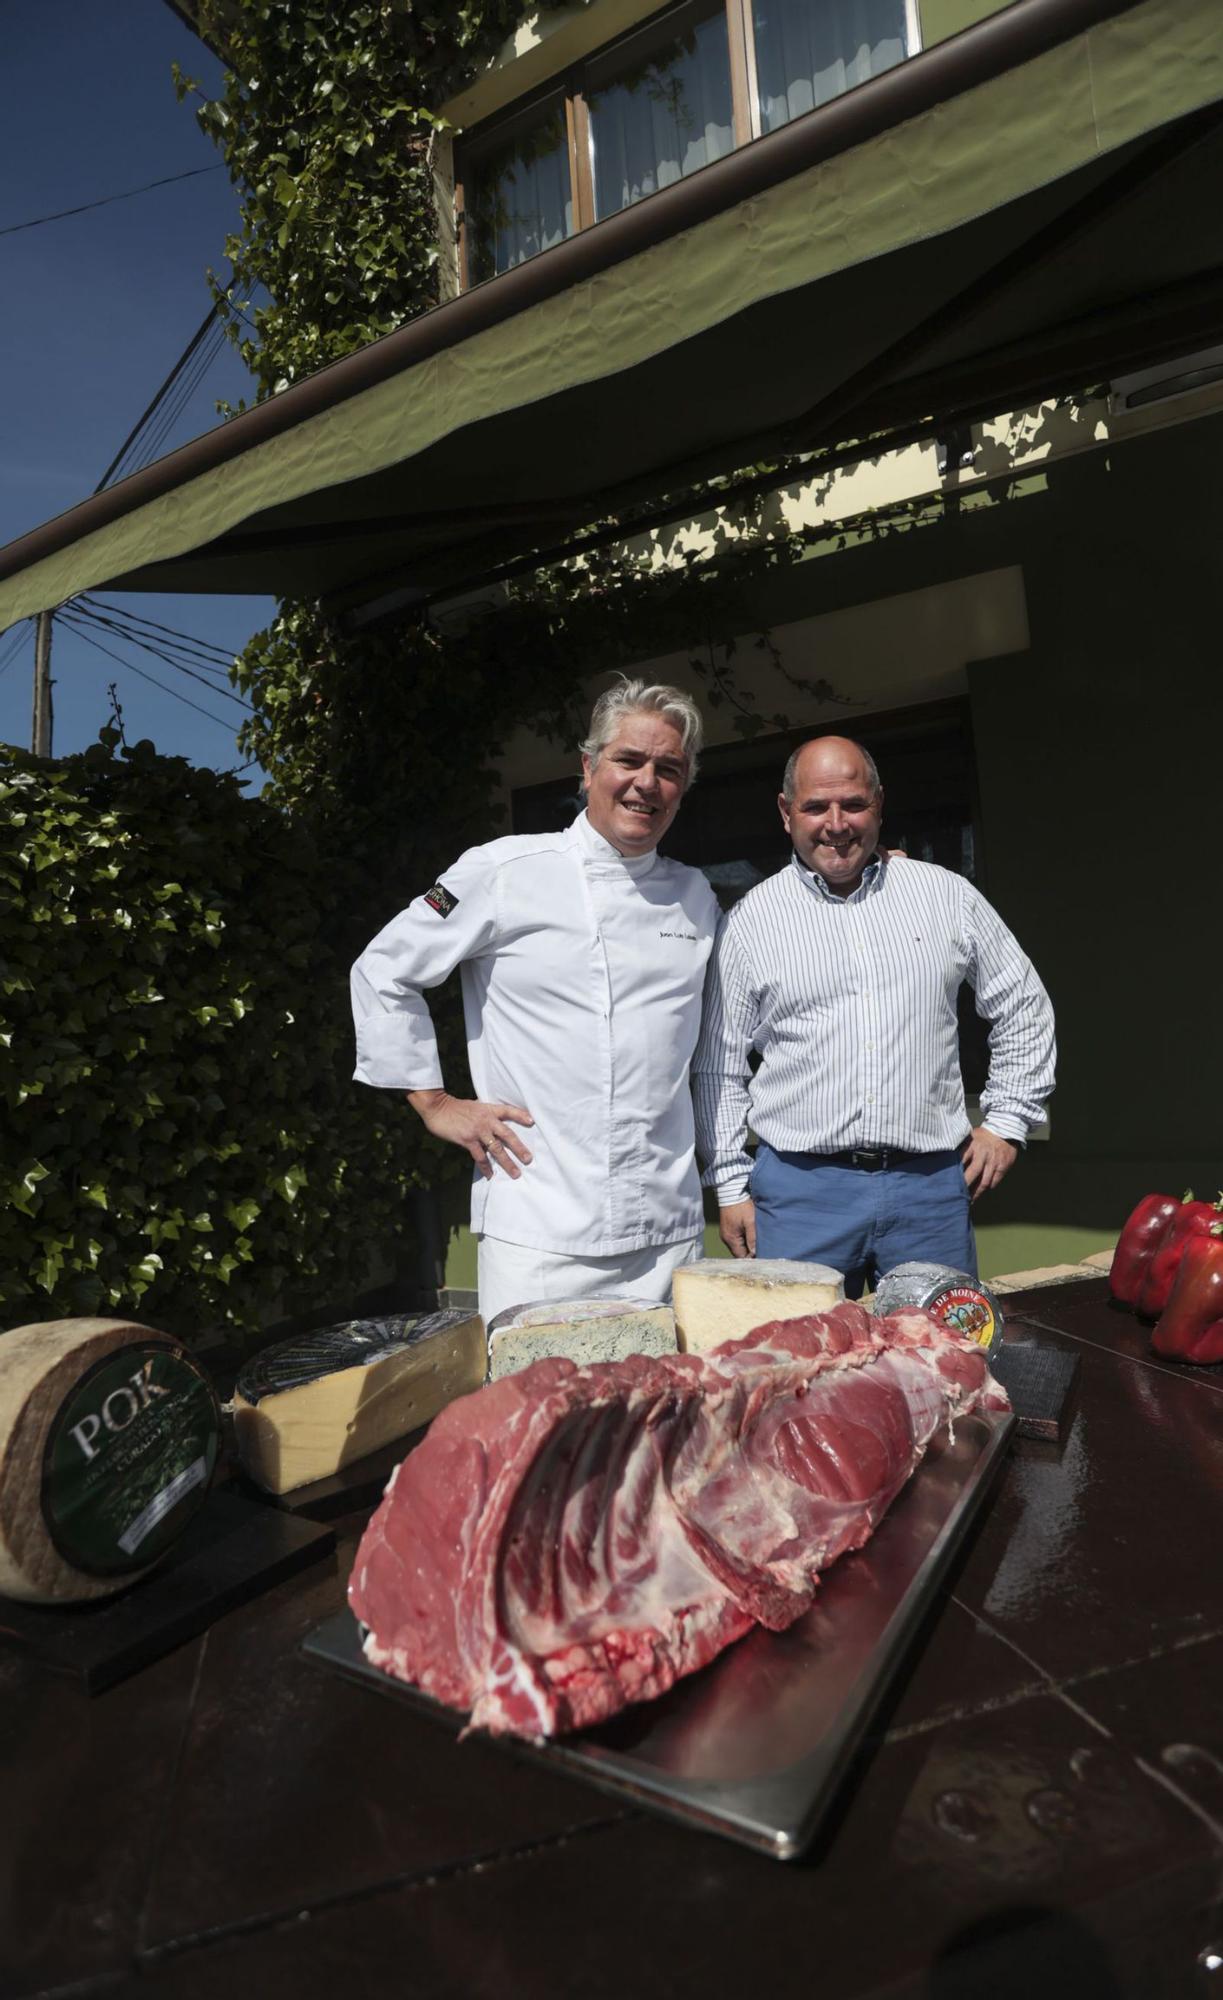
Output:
[5, 1280, 1221, 2000]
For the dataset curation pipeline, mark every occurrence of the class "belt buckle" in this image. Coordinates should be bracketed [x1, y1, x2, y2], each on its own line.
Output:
[850, 1148, 887, 1172]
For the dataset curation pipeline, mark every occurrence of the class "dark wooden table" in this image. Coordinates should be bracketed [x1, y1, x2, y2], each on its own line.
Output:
[4, 1281, 1221, 2000]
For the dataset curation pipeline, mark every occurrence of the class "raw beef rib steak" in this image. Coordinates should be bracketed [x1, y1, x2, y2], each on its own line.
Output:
[348, 1302, 1008, 1738]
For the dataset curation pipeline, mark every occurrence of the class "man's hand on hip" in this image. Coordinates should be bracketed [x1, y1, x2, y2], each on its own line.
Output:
[407, 1089, 534, 1181]
[961, 1127, 1018, 1202]
[719, 1198, 757, 1258]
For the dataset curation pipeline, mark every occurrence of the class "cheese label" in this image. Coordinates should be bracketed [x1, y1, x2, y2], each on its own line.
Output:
[42, 1344, 219, 1576]
[926, 1285, 998, 1351]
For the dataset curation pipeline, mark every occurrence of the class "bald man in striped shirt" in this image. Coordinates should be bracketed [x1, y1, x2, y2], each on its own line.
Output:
[692, 736, 1055, 1297]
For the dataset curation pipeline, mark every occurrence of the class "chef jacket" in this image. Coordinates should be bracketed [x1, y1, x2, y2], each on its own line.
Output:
[351, 812, 720, 1254]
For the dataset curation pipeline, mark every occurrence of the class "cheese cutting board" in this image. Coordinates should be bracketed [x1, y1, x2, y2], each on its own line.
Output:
[304, 1407, 1014, 1860]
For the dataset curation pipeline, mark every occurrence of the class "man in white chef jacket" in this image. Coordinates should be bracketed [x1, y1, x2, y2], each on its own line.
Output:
[351, 680, 719, 1323]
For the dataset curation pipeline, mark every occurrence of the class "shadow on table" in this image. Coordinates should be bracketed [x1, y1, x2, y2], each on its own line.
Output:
[927, 1905, 1122, 1998]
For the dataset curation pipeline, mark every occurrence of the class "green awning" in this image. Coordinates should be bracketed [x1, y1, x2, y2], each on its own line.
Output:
[1, 0, 1221, 627]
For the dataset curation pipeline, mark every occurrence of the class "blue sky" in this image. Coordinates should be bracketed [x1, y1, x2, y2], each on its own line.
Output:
[0, 0, 276, 781]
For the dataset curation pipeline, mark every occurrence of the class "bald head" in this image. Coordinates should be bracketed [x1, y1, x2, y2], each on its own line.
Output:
[778, 737, 884, 897]
[781, 736, 879, 803]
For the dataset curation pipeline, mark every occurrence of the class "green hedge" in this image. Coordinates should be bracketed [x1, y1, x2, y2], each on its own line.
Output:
[0, 737, 430, 1342]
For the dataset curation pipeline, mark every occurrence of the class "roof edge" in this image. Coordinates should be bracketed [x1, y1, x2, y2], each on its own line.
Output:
[0, 0, 1143, 603]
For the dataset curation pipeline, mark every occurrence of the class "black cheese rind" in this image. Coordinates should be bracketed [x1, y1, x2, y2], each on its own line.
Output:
[235, 1311, 478, 1404]
[230, 1308, 488, 1494]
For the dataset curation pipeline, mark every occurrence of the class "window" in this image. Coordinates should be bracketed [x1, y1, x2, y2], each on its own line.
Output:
[752, 0, 910, 132]
[464, 96, 574, 287]
[456, 0, 920, 287]
[586, 8, 736, 222]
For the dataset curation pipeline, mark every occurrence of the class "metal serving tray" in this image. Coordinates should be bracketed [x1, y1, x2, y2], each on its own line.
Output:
[303, 1409, 1014, 1861]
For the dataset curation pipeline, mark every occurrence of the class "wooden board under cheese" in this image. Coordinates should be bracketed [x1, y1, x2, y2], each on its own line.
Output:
[230, 1309, 486, 1495]
[486, 1299, 677, 1381]
[672, 1258, 844, 1354]
[0, 1317, 220, 1604]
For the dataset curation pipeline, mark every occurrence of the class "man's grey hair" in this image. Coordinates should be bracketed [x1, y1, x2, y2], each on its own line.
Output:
[782, 737, 881, 803]
[581, 678, 704, 792]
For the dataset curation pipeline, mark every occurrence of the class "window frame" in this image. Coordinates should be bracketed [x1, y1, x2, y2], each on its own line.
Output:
[454, 0, 922, 290]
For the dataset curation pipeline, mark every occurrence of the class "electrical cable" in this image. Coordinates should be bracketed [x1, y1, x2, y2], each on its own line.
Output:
[80, 597, 238, 666]
[0, 165, 224, 240]
[96, 309, 219, 491]
[59, 615, 244, 735]
[126, 318, 229, 475]
[68, 606, 253, 711]
[74, 609, 239, 690]
[78, 608, 237, 681]
[0, 625, 31, 678]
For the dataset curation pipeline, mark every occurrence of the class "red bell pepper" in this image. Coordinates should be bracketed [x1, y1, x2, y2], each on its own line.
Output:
[1109, 1192, 1186, 1305]
[1152, 1225, 1223, 1364]
[1136, 1191, 1223, 1317]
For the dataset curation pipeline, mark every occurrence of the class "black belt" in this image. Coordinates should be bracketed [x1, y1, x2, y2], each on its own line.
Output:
[818, 1148, 925, 1173]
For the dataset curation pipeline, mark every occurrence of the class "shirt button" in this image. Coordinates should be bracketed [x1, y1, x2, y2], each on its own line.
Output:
[867, 1093, 876, 1103]
[866, 1042, 875, 1050]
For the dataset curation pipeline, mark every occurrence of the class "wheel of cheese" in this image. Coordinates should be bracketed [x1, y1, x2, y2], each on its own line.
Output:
[0, 1317, 221, 1604]
[672, 1258, 844, 1354]
[486, 1299, 677, 1381]
[872, 1263, 1005, 1360]
[230, 1308, 487, 1495]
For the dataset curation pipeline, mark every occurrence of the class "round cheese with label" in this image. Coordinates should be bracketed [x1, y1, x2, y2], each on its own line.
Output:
[0, 1317, 220, 1603]
[872, 1263, 1005, 1360]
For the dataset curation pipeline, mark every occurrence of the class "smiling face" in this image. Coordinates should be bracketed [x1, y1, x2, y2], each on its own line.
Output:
[582, 712, 688, 855]
[779, 737, 884, 896]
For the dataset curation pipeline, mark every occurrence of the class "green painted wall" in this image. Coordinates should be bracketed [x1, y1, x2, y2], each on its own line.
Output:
[442, 410, 1223, 1294]
[919, 0, 1009, 47]
[961, 420, 1223, 1262]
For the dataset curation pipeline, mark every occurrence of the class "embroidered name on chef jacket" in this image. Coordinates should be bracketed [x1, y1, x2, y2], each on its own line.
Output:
[423, 883, 459, 918]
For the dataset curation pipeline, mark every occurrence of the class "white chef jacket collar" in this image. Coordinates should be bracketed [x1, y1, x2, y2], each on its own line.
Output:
[571, 808, 659, 877]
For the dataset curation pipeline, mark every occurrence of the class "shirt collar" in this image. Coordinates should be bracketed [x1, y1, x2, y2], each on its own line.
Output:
[791, 847, 885, 903]
[571, 808, 659, 877]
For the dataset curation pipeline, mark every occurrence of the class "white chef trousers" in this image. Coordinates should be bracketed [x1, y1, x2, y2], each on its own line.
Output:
[476, 1233, 703, 1327]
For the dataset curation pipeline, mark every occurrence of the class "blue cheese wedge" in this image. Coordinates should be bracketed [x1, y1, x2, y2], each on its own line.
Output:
[672, 1258, 844, 1354]
[231, 1309, 485, 1494]
[486, 1298, 677, 1382]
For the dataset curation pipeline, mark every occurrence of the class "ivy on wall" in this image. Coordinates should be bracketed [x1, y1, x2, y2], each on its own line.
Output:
[176, 1, 566, 404]
[0, 736, 438, 1338]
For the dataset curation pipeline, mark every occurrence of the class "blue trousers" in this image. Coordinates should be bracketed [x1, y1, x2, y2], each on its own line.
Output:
[751, 1144, 977, 1299]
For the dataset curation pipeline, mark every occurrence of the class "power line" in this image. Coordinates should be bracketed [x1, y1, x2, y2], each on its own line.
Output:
[123, 319, 229, 477]
[129, 320, 229, 474]
[96, 309, 225, 491]
[59, 615, 245, 735]
[0, 165, 225, 241]
[74, 607, 243, 693]
[81, 597, 238, 666]
[68, 605, 253, 711]
[0, 627, 31, 678]
[78, 612, 238, 684]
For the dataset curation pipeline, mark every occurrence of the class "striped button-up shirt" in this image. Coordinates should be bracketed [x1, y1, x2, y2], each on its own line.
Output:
[692, 851, 1056, 1203]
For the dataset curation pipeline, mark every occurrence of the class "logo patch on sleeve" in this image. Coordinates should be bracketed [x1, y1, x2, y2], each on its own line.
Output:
[423, 882, 459, 918]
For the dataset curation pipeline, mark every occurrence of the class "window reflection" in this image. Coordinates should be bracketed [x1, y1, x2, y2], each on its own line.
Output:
[753, 0, 908, 134]
[588, 10, 735, 222]
[467, 100, 573, 284]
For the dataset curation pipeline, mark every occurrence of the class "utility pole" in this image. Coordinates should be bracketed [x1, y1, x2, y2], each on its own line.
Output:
[31, 609, 53, 757]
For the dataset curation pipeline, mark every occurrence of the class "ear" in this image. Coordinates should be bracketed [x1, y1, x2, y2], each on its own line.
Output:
[777, 791, 791, 833]
[581, 751, 594, 792]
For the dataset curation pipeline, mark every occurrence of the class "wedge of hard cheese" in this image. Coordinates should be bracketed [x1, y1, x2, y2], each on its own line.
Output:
[231, 1309, 485, 1494]
[672, 1258, 844, 1354]
[487, 1298, 677, 1382]
[0, 1317, 220, 1603]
